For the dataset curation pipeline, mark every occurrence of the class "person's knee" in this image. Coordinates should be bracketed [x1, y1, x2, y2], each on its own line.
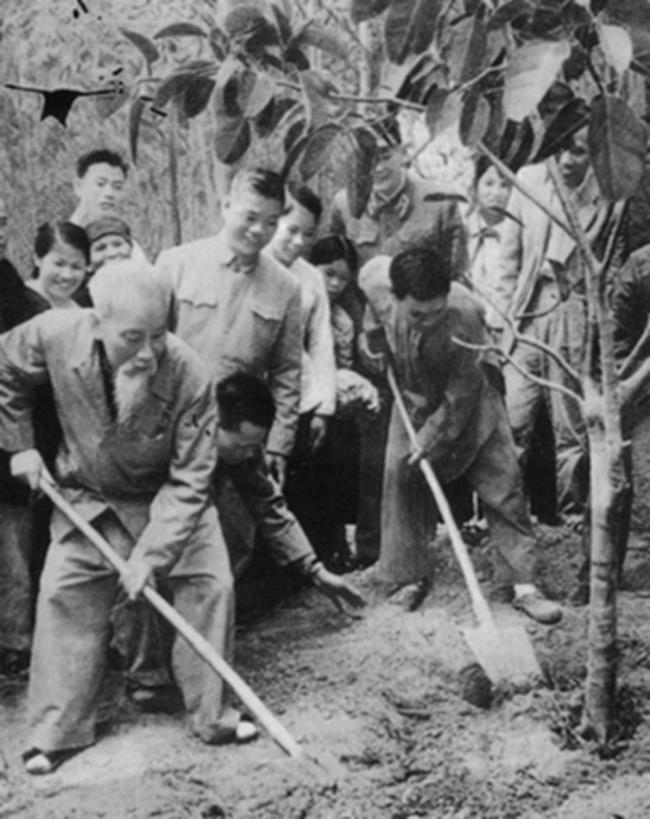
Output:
[176, 574, 233, 611]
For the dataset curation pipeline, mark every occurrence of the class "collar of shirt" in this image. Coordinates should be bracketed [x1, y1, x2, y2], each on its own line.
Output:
[366, 174, 411, 220]
[467, 211, 502, 243]
[214, 231, 257, 275]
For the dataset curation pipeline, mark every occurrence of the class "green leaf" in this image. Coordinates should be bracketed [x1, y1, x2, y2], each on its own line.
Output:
[239, 71, 276, 118]
[183, 76, 215, 118]
[599, 24, 633, 75]
[293, 22, 349, 60]
[350, 0, 391, 25]
[385, 0, 443, 64]
[482, 93, 506, 153]
[281, 133, 310, 179]
[300, 70, 336, 130]
[346, 128, 377, 218]
[459, 90, 490, 147]
[209, 27, 229, 61]
[215, 112, 251, 163]
[299, 123, 343, 180]
[154, 72, 194, 109]
[503, 39, 571, 122]
[445, 6, 488, 85]
[255, 97, 296, 137]
[284, 119, 307, 153]
[286, 42, 311, 69]
[215, 55, 242, 90]
[498, 118, 535, 172]
[271, 4, 293, 44]
[588, 94, 647, 201]
[154, 23, 208, 39]
[534, 98, 589, 162]
[425, 88, 462, 140]
[119, 28, 160, 67]
[129, 96, 146, 163]
[487, 0, 533, 31]
[95, 80, 128, 120]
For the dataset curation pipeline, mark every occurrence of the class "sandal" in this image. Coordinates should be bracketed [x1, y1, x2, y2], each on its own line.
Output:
[234, 718, 259, 744]
[23, 747, 76, 775]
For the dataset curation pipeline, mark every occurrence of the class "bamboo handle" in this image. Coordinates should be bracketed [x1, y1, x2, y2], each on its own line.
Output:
[386, 368, 495, 628]
[40, 478, 303, 759]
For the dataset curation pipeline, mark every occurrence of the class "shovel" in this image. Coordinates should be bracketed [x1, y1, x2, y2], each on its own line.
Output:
[386, 366, 542, 689]
[39, 477, 304, 759]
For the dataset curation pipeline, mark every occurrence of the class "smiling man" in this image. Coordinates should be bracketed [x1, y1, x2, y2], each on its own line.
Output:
[154, 167, 302, 487]
[0, 260, 245, 773]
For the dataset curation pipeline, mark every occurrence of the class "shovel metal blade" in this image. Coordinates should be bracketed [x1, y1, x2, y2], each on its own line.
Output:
[461, 622, 543, 689]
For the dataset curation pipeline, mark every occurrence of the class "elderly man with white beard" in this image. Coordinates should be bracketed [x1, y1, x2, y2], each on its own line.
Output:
[0, 260, 248, 775]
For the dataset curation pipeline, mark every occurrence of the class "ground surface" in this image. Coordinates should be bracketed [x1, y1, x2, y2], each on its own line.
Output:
[3, 525, 650, 818]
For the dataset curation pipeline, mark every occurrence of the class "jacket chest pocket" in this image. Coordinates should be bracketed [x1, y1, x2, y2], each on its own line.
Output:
[249, 301, 282, 353]
[104, 423, 173, 484]
[175, 298, 219, 349]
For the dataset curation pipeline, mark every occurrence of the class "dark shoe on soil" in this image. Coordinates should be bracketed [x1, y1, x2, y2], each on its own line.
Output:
[130, 685, 184, 714]
[0, 649, 30, 676]
[350, 554, 377, 570]
[23, 748, 77, 775]
[388, 577, 432, 612]
[489, 585, 514, 605]
[513, 590, 562, 625]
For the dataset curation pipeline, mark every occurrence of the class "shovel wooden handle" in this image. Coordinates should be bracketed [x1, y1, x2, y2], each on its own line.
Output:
[39, 477, 303, 759]
[386, 367, 496, 629]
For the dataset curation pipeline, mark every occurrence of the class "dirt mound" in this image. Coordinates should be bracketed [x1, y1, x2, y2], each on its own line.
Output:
[3, 524, 650, 817]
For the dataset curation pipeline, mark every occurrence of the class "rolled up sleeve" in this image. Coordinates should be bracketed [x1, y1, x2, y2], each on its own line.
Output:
[0, 315, 50, 452]
[230, 457, 314, 567]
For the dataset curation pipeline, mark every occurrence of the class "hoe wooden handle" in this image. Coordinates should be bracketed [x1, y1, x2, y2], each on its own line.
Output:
[40, 477, 303, 759]
[386, 367, 495, 628]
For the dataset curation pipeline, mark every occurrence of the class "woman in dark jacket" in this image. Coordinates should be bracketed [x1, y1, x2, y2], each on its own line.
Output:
[0, 222, 89, 675]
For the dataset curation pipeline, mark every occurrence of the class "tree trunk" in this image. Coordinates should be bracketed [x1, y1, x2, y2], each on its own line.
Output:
[584, 414, 619, 743]
[583, 294, 630, 744]
[168, 100, 182, 246]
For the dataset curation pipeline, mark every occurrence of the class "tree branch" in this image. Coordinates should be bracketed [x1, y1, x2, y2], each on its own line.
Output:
[619, 356, 650, 409]
[274, 79, 427, 112]
[619, 316, 650, 380]
[452, 335, 584, 406]
[462, 276, 582, 388]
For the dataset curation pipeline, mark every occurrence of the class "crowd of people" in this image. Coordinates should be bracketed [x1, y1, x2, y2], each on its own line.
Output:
[0, 126, 644, 774]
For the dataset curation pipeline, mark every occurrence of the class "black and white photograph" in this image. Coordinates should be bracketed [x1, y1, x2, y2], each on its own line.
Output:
[2, 0, 650, 816]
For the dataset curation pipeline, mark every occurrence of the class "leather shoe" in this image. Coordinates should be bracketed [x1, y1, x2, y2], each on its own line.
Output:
[489, 585, 514, 605]
[513, 590, 562, 624]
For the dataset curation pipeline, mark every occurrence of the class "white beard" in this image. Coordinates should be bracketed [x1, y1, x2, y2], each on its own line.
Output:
[114, 361, 157, 425]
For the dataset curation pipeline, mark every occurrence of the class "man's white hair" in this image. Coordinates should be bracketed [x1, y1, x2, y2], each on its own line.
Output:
[89, 259, 166, 317]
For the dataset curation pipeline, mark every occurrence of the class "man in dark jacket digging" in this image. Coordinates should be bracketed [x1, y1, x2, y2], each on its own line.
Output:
[362, 247, 561, 625]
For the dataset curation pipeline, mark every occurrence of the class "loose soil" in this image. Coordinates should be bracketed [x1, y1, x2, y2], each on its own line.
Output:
[3, 524, 650, 818]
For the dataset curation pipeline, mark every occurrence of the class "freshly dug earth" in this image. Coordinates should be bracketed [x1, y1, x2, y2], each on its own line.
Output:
[3, 524, 650, 818]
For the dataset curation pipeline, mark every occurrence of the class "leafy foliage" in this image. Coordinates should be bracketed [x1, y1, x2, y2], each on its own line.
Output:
[6, 0, 650, 259]
[503, 40, 571, 122]
[588, 94, 647, 201]
[346, 127, 377, 218]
